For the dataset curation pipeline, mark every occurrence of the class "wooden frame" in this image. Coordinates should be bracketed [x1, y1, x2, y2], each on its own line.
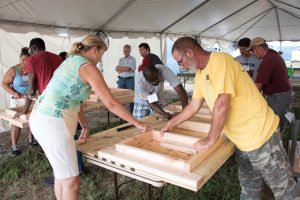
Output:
[99, 145, 204, 191]
[112, 128, 227, 172]
[0, 106, 30, 128]
[165, 103, 212, 120]
[76, 99, 235, 192]
[88, 88, 134, 103]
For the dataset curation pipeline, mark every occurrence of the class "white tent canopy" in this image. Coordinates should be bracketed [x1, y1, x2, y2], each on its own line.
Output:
[0, 0, 300, 41]
[1, 0, 300, 109]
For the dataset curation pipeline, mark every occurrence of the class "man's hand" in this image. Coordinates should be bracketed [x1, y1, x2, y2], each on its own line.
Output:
[135, 122, 152, 133]
[160, 121, 174, 136]
[193, 138, 214, 152]
[166, 112, 172, 120]
[126, 67, 133, 72]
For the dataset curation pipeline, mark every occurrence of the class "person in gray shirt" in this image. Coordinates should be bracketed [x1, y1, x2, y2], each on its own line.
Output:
[133, 64, 188, 119]
[235, 38, 260, 81]
[115, 44, 136, 112]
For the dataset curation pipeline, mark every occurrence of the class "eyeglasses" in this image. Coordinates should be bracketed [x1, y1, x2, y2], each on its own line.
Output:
[148, 73, 161, 85]
[177, 50, 187, 66]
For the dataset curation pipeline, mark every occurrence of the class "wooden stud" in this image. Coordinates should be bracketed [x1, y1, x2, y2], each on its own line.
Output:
[177, 120, 211, 133]
[99, 146, 204, 191]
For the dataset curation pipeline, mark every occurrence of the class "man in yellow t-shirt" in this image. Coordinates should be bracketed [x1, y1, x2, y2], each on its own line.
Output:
[161, 37, 299, 199]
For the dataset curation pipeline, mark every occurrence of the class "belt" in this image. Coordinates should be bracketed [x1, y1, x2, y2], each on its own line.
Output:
[266, 90, 292, 99]
[118, 76, 134, 80]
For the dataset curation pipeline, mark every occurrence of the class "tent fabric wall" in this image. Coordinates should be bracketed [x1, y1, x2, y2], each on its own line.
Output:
[0, 30, 163, 109]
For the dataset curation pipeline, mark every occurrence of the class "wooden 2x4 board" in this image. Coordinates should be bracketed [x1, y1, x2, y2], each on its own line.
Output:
[165, 102, 212, 120]
[94, 100, 234, 191]
[88, 88, 134, 103]
[115, 130, 227, 172]
[0, 106, 31, 128]
[98, 117, 229, 191]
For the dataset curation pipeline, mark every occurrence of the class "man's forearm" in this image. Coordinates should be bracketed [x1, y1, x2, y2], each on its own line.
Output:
[174, 84, 188, 108]
[116, 66, 131, 73]
[180, 92, 188, 108]
[149, 102, 169, 117]
[207, 94, 230, 144]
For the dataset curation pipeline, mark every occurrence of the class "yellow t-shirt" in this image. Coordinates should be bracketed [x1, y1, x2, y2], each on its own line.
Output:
[193, 52, 279, 151]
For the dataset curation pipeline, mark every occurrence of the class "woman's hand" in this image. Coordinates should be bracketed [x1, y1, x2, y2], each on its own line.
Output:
[135, 122, 152, 133]
[79, 127, 89, 142]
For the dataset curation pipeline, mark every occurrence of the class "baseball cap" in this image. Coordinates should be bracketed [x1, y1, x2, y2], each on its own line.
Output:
[246, 37, 266, 51]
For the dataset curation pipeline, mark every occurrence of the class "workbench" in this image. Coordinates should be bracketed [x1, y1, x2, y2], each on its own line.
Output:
[176, 72, 195, 88]
[77, 105, 236, 199]
[0, 88, 134, 128]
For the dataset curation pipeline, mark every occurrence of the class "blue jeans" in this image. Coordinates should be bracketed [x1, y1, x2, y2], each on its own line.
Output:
[117, 77, 135, 112]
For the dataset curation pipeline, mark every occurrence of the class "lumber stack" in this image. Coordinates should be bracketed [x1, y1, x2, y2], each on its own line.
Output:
[87, 88, 134, 105]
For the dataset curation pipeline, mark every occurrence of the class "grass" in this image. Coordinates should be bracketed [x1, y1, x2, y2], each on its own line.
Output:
[0, 111, 277, 200]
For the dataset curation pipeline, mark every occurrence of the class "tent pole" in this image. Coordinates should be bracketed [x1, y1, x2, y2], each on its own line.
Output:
[275, 7, 283, 43]
[160, 34, 163, 61]
[160, 0, 210, 34]
[98, 0, 137, 31]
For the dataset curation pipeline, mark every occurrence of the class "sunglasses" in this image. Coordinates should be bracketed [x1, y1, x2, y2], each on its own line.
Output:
[177, 50, 187, 66]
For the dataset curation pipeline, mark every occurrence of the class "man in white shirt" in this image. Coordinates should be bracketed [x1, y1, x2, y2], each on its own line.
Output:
[115, 44, 136, 112]
[235, 38, 260, 81]
[133, 64, 188, 119]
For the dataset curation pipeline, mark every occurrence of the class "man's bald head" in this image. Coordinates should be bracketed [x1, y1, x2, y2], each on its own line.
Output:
[172, 37, 202, 54]
[143, 64, 160, 86]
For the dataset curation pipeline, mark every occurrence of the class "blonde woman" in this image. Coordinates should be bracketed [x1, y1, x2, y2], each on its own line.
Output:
[29, 35, 150, 199]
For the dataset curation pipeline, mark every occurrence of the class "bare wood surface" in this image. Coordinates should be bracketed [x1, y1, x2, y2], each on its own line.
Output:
[77, 110, 236, 191]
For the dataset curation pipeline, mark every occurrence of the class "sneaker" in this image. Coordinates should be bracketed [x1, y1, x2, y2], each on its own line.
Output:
[28, 141, 38, 147]
[28, 141, 33, 148]
[42, 176, 54, 186]
[11, 148, 20, 156]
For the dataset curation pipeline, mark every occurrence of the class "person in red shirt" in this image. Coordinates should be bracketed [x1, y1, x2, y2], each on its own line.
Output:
[249, 37, 292, 129]
[15, 38, 63, 116]
[138, 43, 163, 72]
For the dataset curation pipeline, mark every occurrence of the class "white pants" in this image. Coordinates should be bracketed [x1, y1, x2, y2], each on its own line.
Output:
[29, 109, 79, 179]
